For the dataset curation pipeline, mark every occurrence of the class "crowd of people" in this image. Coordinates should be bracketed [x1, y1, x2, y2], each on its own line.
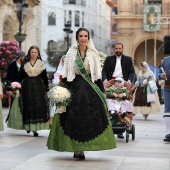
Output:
[0, 27, 169, 160]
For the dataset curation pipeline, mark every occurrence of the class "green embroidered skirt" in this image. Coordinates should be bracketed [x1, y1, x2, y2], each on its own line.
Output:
[47, 75, 116, 151]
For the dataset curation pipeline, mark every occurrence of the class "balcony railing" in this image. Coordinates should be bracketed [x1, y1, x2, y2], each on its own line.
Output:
[113, 2, 170, 15]
[133, 2, 170, 15]
[63, 0, 86, 6]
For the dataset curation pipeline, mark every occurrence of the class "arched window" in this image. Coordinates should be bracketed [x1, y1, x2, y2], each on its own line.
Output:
[48, 12, 56, 25]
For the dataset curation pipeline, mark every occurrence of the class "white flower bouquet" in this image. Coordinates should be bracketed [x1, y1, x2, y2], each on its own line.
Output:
[98, 51, 107, 68]
[48, 85, 71, 114]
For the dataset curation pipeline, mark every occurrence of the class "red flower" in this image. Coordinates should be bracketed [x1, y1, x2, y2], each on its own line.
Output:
[9, 55, 13, 60]
[0, 41, 20, 101]
[3, 72, 7, 77]
[1, 61, 5, 66]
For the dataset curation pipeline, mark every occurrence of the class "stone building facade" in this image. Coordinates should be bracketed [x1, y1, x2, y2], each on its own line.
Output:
[112, 0, 170, 72]
[0, 0, 113, 72]
[0, 0, 40, 53]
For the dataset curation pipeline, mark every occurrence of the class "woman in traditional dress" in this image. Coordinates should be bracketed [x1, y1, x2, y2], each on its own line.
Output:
[18, 45, 50, 136]
[52, 55, 66, 85]
[0, 77, 4, 131]
[47, 27, 116, 159]
[133, 61, 161, 119]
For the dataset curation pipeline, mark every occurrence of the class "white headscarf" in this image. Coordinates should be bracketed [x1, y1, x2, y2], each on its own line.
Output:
[62, 38, 102, 82]
[52, 55, 66, 84]
[139, 61, 156, 80]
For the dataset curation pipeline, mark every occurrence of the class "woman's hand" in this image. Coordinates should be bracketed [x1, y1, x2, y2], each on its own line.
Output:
[7, 91, 13, 97]
[162, 72, 167, 79]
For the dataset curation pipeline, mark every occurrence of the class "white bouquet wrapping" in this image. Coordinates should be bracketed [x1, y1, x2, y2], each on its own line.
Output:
[148, 80, 157, 93]
[48, 85, 71, 114]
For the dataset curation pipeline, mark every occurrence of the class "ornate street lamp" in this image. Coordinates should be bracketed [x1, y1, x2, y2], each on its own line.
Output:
[13, 0, 29, 49]
[63, 21, 73, 52]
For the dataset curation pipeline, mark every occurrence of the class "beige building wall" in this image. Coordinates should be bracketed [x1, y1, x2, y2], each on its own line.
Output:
[112, 0, 170, 73]
[0, 0, 40, 53]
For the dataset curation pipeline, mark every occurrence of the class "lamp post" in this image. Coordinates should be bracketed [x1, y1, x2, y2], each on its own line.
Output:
[13, 0, 28, 49]
[63, 21, 73, 52]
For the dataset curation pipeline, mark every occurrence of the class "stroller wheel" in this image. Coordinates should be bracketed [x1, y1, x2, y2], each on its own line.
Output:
[131, 124, 135, 140]
[126, 131, 129, 143]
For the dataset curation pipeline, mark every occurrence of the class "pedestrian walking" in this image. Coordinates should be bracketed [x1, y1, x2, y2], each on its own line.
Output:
[158, 56, 170, 142]
[47, 27, 116, 159]
[6, 50, 25, 123]
[17, 45, 50, 136]
[133, 61, 161, 120]
[52, 55, 66, 85]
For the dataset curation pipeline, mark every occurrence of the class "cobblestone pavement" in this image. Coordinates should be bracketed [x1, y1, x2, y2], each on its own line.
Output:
[0, 106, 169, 170]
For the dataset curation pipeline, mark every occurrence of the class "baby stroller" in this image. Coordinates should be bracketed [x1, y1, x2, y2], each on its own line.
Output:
[105, 79, 135, 143]
[110, 112, 135, 143]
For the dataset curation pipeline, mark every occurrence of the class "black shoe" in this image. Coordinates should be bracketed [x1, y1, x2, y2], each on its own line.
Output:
[165, 134, 170, 139]
[143, 114, 148, 120]
[79, 154, 85, 159]
[33, 132, 38, 137]
[79, 151, 85, 160]
[73, 152, 79, 158]
[117, 134, 124, 139]
[164, 138, 170, 142]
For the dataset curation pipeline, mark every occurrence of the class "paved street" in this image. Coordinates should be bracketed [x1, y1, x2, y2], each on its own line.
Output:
[0, 106, 169, 170]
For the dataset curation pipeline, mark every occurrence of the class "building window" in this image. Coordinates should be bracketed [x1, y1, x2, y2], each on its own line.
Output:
[63, 0, 86, 5]
[147, 0, 162, 4]
[90, 29, 94, 38]
[112, 23, 117, 34]
[112, 7, 118, 15]
[69, 0, 76, 4]
[75, 11, 80, 27]
[69, 11, 72, 25]
[48, 12, 56, 25]
[64, 10, 66, 26]
[82, 11, 84, 27]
